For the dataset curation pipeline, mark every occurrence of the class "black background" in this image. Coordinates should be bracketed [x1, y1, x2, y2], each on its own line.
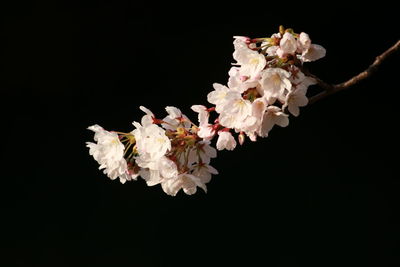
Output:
[2, 1, 399, 266]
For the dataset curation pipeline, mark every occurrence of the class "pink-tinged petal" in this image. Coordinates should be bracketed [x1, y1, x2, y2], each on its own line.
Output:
[283, 78, 292, 91]
[266, 46, 278, 56]
[203, 142, 217, 158]
[266, 105, 281, 113]
[207, 165, 219, 175]
[252, 98, 267, 119]
[197, 125, 214, 140]
[189, 175, 208, 193]
[275, 115, 289, 127]
[248, 132, 257, 142]
[260, 114, 274, 137]
[288, 105, 300, 117]
[301, 44, 326, 62]
[296, 93, 309, 107]
[161, 178, 181, 196]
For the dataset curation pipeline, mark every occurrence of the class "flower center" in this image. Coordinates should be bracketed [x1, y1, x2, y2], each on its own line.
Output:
[157, 137, 166, 144]
[272, 74, 281, 86]
[249, 57, 259, 65]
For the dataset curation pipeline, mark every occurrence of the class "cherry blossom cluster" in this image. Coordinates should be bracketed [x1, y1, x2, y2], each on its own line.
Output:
[193, 26, 326, 144]
[87, 106, 218, 196]
[87, 26, 326, 196]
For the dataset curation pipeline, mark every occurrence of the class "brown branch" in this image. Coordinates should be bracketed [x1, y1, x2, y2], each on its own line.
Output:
[308, 40, 400, 104]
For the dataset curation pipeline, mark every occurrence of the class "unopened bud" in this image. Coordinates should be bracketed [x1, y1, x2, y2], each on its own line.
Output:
[238, 132, 245, 145]
[279, 25, 285, 35]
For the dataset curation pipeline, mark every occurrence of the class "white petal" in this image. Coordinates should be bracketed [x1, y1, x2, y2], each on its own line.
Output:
[87, 124, 103, 133]
[165, 106, 182, 119]
[207, 165, 219, 175]
[139, 106, 153, 116]
[297, 32, 311, 53]
[216, 131, 236, 151]
[288, 105, 300, 117]
[260, 114, 274, 137]
[274, 115, 289, 127]
[191, 105, 209, 126]
[301, 44, 326, 62]
[252, 98, 267, 119]
[266, 46, 278, 56]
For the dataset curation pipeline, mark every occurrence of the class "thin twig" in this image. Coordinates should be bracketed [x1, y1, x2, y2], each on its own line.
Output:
[308, 40, 400, 104]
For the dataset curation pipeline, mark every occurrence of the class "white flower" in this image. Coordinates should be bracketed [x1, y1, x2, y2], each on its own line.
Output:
[300, 44, 326, 62]
[233, 45, 266, 78]
[162, 106, 191, 130]
[219, 96, 253, 130]
[235, 115, 258, 134]
[258, 106, 289, 137]
[196, 140, 217, 164]
[161, 173, 208, 196]
[86, 125, 129, 181]
[138, 156, 178, 186]
[277, 32, 297, 58]
[192, 163, 219, 184]
[207, 83, 231, 111]
[236, 97, 267, 139]
[260, 68, 292, 104]
[222, 97, 252, 119]
[191, 105, 215, 140]
[132, 109, 171, 161]
[283, 89, 308, 117]
[216, 131, 237, 151]
[228, 67, 260, 94]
